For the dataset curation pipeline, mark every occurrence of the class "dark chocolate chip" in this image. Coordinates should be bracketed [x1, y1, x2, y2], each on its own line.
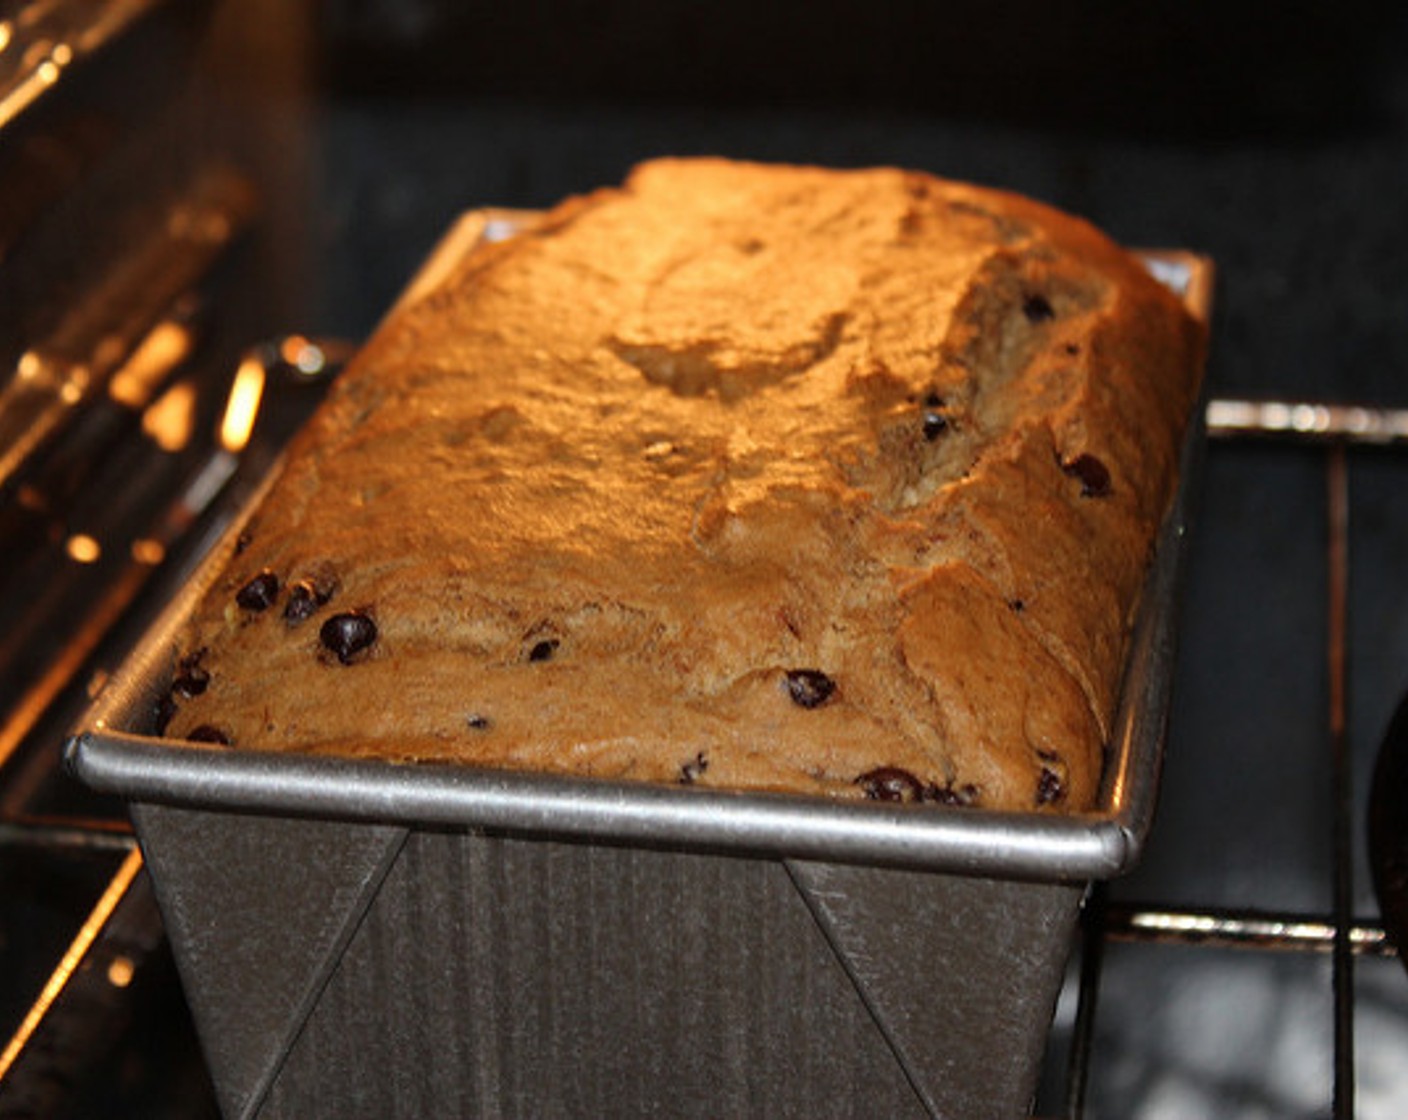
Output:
[186, 724, 231, 745]
[171, 649, 210, 698]
[919, 389, 949, 440]
[1037, 765, 1065, 805]
[784, 669, 835, 709]
[284, 577, 335, 625]
[466, 713, 492, 731]
[1062, 453, 1112, 498]
[528, 638, 559, 662]
[857, 767, 979, 806]
[680, 751, 709, 784]
[930, 781, 980, 807]
[320, 610, 377, 664]
[1007, 598, 1026, 613]
[1022, 293, 1055, 322]
[856, 766, 926, 802]
[153, 695, 178, 735]
[284, 582, 320, 624]
[235, 570, 280, 611]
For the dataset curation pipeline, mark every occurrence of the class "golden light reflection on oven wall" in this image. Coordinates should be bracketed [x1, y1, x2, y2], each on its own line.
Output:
[106, 956, 135, 989]
[130, 538, 165, 566]
[219, 354, 265, 453]
[15, 350, 88, 402]
[108, 319, 195, 408]
[279, 334, 329, 377]
[65, 533, 101, 564]
[0, 40, 72, 128]
[141, 380, 197, 452]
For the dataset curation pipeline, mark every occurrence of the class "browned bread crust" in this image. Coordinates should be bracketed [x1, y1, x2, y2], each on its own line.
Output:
[164, 158, 1205, 812]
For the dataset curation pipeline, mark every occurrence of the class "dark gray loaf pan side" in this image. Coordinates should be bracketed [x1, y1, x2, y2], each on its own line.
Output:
[130, 802, 1083, 1120]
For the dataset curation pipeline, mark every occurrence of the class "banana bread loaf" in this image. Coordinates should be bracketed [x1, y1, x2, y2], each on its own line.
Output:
[162, 158, 1206, 812]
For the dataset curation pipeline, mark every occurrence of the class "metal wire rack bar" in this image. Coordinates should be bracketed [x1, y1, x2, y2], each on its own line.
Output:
[1062, 397, 1407, 1119]
[1101, 903, 1392, 955]
[1327, 441, 1354, 1120]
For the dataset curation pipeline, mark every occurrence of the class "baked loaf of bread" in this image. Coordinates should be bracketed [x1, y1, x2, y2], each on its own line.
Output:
[162, 158, 1205, 812]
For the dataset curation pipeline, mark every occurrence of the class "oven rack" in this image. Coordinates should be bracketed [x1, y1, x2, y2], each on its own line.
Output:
[1045, 397, 1408, 1120]
[0, 397, 1405, 1118]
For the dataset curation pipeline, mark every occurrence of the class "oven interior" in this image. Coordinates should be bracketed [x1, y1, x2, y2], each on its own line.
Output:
[2, 2, 1408, 1116]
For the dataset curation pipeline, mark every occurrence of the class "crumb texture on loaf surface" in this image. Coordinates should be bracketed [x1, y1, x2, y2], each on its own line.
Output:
[163, 158, 1205, 812]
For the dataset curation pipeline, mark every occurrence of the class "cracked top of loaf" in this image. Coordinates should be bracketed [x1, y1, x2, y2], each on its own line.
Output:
[162, 158, 1206, 813]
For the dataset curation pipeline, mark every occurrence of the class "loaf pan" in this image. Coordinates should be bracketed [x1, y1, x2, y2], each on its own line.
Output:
[66, 217, 1213, 1120]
